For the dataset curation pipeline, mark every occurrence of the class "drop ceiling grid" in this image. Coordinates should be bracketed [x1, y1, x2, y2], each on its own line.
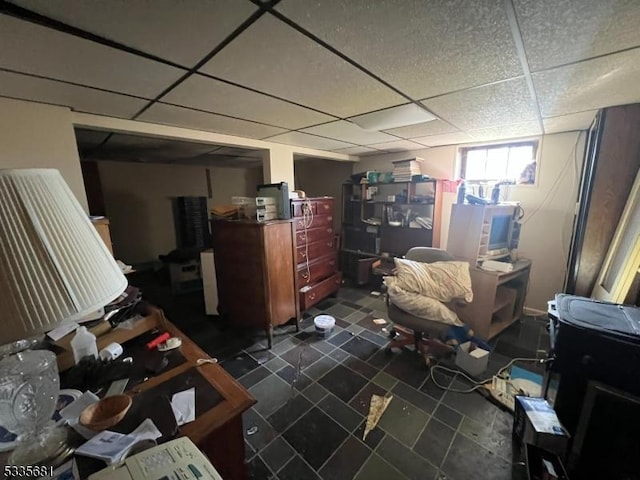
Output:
[512, 0, 640, 72]
[301, 120, 398, 145]
[422, 78, 539, 131]
[138, 103, 288, 140]
[532, 48, 640, 118]
[0, 69, 148, 119]
[9, 0, 258, 68]
[0, 1, 638, 152]
[0, 14, 185, 99]
[275, 0, 524, 100]
[265, 131, 357, 151]
[198, 14, 407, 118]
[160, 74, 335, 130]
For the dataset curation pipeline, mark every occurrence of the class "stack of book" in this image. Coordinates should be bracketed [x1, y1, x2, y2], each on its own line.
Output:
[392, 158, 422, 182]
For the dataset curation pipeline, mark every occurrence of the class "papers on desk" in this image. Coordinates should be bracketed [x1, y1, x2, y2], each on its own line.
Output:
[171, 388, 196, 426]
[75, 419, 162, 465]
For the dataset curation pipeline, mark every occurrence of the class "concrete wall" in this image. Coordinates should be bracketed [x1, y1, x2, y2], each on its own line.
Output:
[0, 97, 88, 210]
[98, 161, 262, 264]
[356, 132, 586, 311]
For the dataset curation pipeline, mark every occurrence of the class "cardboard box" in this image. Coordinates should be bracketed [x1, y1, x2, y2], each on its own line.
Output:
[455, 341, 489, 376]
[513, 396, 569, 458]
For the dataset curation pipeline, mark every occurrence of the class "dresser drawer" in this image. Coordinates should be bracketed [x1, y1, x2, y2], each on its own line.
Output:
[296, 238, 335, 264]
[291, 200, 316, 218]
[296, 225, 333, 245]
[315, 198, 334, 215]
[294, 213, 333, 231]
[298, 254, 338, 286]
[300, 271, 342, 311]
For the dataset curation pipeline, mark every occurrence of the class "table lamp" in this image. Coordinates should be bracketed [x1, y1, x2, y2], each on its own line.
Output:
[0, 168, 127, 466]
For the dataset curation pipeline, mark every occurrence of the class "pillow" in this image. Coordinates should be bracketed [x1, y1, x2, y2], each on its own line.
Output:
[393, 257, 473, 303]
[384, 277, 463, 325]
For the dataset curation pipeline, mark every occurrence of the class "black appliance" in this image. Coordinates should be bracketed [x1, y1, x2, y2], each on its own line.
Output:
[545, 294, 640, 480]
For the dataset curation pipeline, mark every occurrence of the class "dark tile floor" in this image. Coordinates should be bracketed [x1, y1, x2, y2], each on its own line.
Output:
[132, 270, 548, 480]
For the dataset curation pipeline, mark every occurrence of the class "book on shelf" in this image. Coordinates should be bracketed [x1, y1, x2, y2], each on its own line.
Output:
[392, 159, 422, 182]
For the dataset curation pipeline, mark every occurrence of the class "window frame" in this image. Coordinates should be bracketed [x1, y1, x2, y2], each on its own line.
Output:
[459, 139, 540, 186]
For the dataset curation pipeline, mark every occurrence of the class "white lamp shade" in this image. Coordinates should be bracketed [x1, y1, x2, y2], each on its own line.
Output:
[0, 169, 127, 344]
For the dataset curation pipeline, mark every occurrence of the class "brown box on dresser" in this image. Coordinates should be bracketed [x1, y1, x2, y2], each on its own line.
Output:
[210, 218, 299, 348]
[291, 197, 342, 311]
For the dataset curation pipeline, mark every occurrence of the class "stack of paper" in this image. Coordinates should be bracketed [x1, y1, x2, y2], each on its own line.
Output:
[75, 419, 162, 465]
[482, 260, 513, 272]
[392, 159, 422, 182]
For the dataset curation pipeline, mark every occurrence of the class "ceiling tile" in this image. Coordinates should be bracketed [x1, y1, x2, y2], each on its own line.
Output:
[514, 0, 640, 71]
[105, 134, 218, 153]
[199, 15, 405, 117]
[0, 70, 147, 118]
[213, 148, 263, 160]
[0, 16, 185, 98]
[90, 133, 219, 162]
[10, 0, 257, 67]
[75, 129, 110, 148]
[277, 0, 522, 99]
[468, 121, 542, 141]
[422, 78, 538, 130]
[332, 146, 377, 154]
[412, 132, 475, 147]
[533, 49, 640, 118]
[543, 111, 597, 134]
[162, 74, 333, 130]
[382, 119, 458, 139]
[301, 120, 397, 145]
[138, 103, 287, 139]
[265, 132, 355, 150]
[368, 140, 426, 152]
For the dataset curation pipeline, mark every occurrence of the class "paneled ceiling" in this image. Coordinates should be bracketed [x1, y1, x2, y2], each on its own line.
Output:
[2, 0, 639, 158]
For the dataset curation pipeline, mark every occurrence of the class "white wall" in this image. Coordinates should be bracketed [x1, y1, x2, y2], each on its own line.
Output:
[356, 132, 586, 311]
[504, 132, 585, 311]
[98, 161, 262, 264]
[0, 97, 88, 210]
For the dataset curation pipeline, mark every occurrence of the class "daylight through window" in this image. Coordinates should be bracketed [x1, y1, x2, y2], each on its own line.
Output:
[460, 140, 539, 185]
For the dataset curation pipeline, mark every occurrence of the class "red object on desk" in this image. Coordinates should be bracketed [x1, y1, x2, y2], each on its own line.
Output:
[146, 332, 170, 350]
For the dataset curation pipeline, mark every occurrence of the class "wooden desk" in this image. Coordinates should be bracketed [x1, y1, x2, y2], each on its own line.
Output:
[50, 306, 256, 480]
[456, 259, 531, 339]
[132, 308, 255, 480]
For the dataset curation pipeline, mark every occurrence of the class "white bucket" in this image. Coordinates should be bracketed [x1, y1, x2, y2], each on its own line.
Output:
[314, 315, 335, 338]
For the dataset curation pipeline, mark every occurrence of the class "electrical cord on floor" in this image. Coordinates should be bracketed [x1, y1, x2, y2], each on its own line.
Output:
[429, 356, 551, 394]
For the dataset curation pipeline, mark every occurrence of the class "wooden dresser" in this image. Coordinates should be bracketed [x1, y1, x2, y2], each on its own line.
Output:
[211, 218, 299, 347]
[291, 197, 342, 310]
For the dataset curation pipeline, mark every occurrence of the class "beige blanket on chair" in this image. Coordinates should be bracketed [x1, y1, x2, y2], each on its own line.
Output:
[384, 258, 473, 326]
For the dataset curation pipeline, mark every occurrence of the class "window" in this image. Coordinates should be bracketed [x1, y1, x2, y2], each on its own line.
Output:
[460, 140, 539, 185]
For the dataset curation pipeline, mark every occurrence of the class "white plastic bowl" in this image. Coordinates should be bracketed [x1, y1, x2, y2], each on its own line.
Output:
[314, 315, 335, 338]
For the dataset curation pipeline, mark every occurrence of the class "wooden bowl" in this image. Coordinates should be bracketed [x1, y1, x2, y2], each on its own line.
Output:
[79, 394, 132, 431]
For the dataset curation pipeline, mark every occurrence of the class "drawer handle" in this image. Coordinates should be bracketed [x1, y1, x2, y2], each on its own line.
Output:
[299, 235, 306, 242]
[302, 273, 309, 280]
[329, 260, 335, 266]
[300, 251, 306, 258]
[298, 221, 304, 228]
[326, 241, 332, 247]
[327, 216, 333, 221]
[309, 293, 316, 300]
[323, 204, 330, 210]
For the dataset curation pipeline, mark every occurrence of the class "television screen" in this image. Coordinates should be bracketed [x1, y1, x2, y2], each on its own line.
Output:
[489, 214, 511, 250]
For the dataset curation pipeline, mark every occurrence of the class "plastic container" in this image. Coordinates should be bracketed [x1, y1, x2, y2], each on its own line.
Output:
[71, 326, 98, 364]
[314, 315, 335, 338]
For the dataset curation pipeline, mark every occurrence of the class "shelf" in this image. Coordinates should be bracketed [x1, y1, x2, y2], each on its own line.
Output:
[344, 179, 436, 186]
[341, 248, 380, 257]
[381, 225, 431, 230]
